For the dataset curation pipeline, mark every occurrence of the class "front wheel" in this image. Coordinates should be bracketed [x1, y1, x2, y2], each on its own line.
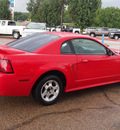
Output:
[114, 35, 119, 40]
[13, 32, 20, 39]
[90, 33, 95, 37]
[32, 75, 63, 105]
[75, 31, 79, 34]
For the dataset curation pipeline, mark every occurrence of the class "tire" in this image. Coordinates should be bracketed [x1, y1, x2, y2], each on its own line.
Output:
[75, 31, 79, 34]
[13, 32, 20, 39]
[90, 33, 95, 37]
[32, 75, 63, 105]
[114, 35, 119, 40]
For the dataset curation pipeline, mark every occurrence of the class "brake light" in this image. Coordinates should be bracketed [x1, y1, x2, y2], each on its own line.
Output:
[0, 59, 14, 73]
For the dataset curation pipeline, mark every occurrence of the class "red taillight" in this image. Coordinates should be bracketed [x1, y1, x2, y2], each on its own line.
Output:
[0, 59, 14, 73]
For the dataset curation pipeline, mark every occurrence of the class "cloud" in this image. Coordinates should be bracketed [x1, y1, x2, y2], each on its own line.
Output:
[102, 0, 120, 8]
[13, 0, 120, 12]
[14, 0, 29, 12]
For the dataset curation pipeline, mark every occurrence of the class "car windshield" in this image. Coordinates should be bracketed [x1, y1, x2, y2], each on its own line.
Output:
[109, 28, 119, 32]
[6, 33, 60, 52]
[26, 23, 46, 30]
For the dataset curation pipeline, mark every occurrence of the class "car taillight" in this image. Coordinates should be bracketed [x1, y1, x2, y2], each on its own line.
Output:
[0, 59, 14, 73]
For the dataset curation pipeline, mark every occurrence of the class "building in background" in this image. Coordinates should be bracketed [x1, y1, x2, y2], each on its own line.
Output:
[10, 0, 15, 20]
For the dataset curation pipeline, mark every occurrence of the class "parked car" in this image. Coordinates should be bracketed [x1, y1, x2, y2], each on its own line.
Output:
[82, 27, 96, 35]
[50, 25, 67, 32]
[50, 25, 81, 33]
[0, 20, 25, 39]
[22, 22, 48, 37]
[109, 31, 120, 40]
[88, 27, 109, 37]
[0, 32, 120, 105]
[62, 26, 81, 33]
[109, 28, 119, 32]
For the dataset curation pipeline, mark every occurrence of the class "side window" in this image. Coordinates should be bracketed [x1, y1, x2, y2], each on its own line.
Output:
[104, 28, 108, 31]
[8, 22, 16, 26]
[61, 41, 73, 54]
[71, 39, 107, 55]
[97, 28, 102, 31]
[2, 21, 6, 26]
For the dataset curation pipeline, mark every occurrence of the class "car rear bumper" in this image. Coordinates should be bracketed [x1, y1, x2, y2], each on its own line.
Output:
[0, 73, 34, 96]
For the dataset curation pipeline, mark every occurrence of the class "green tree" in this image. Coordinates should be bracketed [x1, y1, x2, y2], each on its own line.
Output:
[27, 0, 62, 26]
[27, 0, 43, 22]
[94, 7, 120, 28]
[63, 10, 72, 23]
[0, 0, 11, 19]
[69, 0, 101, 30]
[39, 0, 62, 26]
[14, 12, 29, 21]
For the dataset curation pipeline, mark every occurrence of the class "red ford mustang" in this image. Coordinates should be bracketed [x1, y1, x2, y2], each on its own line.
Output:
[0, 32, 120, 105]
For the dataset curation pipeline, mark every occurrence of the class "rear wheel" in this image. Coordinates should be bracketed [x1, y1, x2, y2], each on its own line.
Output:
[32, 75, 63, 105]
[13, 32, 20, 39]
[90, 33, 95, 37]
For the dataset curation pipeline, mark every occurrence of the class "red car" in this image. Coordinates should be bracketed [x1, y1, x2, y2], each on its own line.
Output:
[0, 32, 120, 105]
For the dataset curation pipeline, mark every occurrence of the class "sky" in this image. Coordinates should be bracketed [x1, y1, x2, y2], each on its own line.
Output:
[14, 0, 120, 12]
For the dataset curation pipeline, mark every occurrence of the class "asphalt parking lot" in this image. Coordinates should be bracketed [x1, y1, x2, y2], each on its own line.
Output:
[0, 36, 120, 130]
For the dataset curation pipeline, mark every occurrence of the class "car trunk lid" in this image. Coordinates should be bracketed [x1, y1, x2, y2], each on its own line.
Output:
[0, 45, 28, 59]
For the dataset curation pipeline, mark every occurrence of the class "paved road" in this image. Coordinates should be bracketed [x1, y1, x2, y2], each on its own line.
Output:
[0, 36, 120, 130]
[0, 36, 15, 45]
[97, 37, 120, 50]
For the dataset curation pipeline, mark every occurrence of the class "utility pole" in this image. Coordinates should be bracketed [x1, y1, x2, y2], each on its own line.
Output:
[61, 0, 64, 31]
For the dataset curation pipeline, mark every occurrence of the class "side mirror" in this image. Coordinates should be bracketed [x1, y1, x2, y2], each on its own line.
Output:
[107, 49, 114, 56]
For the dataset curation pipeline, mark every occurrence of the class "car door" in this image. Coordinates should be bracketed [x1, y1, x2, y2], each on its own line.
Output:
[96, 28, 102, 36]
[101, 28, 109, 36]
[60, 40, 78, 89]
[70, 38, 120, 88]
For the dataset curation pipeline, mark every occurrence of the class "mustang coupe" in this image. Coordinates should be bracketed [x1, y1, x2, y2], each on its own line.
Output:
[0, 32, 120, 105]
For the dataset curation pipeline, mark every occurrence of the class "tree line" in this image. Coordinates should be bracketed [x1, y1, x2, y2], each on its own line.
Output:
[0, 0, 120, 29]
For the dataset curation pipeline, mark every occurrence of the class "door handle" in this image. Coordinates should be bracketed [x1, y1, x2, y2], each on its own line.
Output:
[81, 59, 88, 63]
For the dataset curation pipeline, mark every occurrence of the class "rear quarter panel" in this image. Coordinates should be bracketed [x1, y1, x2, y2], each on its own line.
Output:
[5, 53, 77, 94]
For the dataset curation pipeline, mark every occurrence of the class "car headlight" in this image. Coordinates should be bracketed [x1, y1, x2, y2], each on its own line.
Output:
[110, 33, 114, 36]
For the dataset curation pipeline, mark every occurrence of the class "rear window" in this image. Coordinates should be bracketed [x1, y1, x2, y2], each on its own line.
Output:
[6, 33, 60, 52]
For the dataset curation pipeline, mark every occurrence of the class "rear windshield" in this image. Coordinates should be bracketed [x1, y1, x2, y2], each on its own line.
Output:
[7, 33, 60, 52]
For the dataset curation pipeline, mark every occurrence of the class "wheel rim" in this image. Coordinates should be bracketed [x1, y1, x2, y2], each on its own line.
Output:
[41, 80, 60, 102]
[115, 35, 118, 40]
[91, 34, 94, 37]
[14, 33, 19, 39]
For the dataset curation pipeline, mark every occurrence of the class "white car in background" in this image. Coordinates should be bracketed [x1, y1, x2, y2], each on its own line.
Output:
[0, 20, 25, 39]
[22, 22, 48, 37]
